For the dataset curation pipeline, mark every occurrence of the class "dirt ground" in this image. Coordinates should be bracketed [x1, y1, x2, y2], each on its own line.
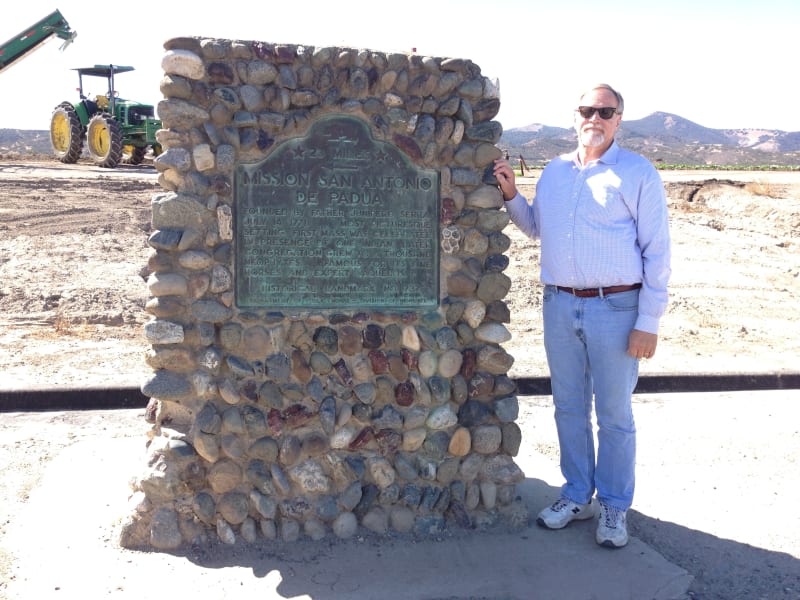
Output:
[0, 158, 157, 389]
[1, 155, 799, 599]
[2, 157, 799, 389]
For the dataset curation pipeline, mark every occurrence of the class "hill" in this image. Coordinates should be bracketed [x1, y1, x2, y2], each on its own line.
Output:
[3, 112, 800, 167]
[0, 129, 53, 157]
[500, 112, 800, 167]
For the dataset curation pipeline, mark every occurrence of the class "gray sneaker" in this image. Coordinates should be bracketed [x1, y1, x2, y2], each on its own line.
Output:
[536, 497, 594, 529]
[596, 502, 629, 548]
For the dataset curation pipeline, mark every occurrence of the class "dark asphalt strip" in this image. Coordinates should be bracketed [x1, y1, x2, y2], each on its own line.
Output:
[1, 373, 797, 412]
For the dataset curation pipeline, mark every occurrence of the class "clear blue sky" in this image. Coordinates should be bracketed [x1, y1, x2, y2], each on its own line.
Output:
[2, 0, 799, 132]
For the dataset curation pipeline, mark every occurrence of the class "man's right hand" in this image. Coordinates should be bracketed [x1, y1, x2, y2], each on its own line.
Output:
[493, 159, 518, 201]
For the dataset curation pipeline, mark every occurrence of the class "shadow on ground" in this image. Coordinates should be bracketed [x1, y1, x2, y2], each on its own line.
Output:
[628, 511, 800, 600]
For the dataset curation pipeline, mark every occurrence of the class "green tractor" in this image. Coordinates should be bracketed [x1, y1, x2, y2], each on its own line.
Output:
[50, 64, 161, 168]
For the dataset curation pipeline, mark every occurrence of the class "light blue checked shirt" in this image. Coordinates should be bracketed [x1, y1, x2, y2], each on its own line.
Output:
[505, 141, 671, 334]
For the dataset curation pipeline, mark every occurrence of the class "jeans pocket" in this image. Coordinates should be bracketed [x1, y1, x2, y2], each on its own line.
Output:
[604, 290, 639, 311]
[543, 286, 555, 304]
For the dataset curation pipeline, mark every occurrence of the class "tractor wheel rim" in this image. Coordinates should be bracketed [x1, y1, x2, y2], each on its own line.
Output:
[52, 114, 68, 151]
[90, 124, 109, 155]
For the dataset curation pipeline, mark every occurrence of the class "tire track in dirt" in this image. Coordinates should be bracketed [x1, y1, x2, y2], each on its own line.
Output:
[0, 175, 157, 236]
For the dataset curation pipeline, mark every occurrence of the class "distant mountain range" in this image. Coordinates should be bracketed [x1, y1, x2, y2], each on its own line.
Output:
[0, 129, 53, 156]
[2, 112, 800, 166]
[501, 112, 800, 167]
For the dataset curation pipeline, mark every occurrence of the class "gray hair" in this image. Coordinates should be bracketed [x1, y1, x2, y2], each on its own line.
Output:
[580, 83, 625, 114]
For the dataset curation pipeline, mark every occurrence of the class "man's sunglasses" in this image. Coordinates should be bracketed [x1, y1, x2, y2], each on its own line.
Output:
[576, 106, 618, 120]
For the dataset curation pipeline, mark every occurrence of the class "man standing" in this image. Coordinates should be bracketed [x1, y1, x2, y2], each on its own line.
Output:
[493, 83, 671, 548]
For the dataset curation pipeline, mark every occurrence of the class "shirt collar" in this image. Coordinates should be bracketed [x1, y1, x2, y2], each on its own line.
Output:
[572, 140, 620, 167]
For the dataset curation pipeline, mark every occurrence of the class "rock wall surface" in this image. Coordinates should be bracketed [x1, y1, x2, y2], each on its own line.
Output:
[121, 36, 524, 550]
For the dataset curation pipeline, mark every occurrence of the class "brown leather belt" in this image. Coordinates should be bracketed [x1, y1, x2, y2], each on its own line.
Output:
[556, 283, 642, 298]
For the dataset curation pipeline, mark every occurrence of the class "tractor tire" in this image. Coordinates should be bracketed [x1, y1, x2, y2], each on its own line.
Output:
[123, 145, 147, 165]
[50, 103, 84, 164]
[86, 113, 123, 168]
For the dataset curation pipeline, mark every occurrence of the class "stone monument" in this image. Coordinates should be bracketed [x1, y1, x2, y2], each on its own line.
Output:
[121, 36, 524, 550]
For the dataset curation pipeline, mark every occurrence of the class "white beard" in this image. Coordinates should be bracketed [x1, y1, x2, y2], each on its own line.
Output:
[580, 128, 606, 148]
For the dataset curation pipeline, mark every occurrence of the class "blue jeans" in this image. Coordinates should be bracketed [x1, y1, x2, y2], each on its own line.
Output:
[542, 285, 640, 511]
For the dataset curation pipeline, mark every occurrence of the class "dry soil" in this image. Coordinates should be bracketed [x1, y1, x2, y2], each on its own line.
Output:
[1, 156, 799, 599]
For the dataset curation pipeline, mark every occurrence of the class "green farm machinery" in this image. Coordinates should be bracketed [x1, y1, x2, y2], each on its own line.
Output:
[0, 9, 76, 74]
[50, 64, 162, 167]
[1, 11, 161, 168]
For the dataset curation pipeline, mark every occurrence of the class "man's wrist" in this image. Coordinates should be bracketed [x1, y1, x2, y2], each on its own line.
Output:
[503, 190, 518, 202]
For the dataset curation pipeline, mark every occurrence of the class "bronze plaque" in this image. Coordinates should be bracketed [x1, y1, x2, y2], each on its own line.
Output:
[235, 115, 440, 309]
